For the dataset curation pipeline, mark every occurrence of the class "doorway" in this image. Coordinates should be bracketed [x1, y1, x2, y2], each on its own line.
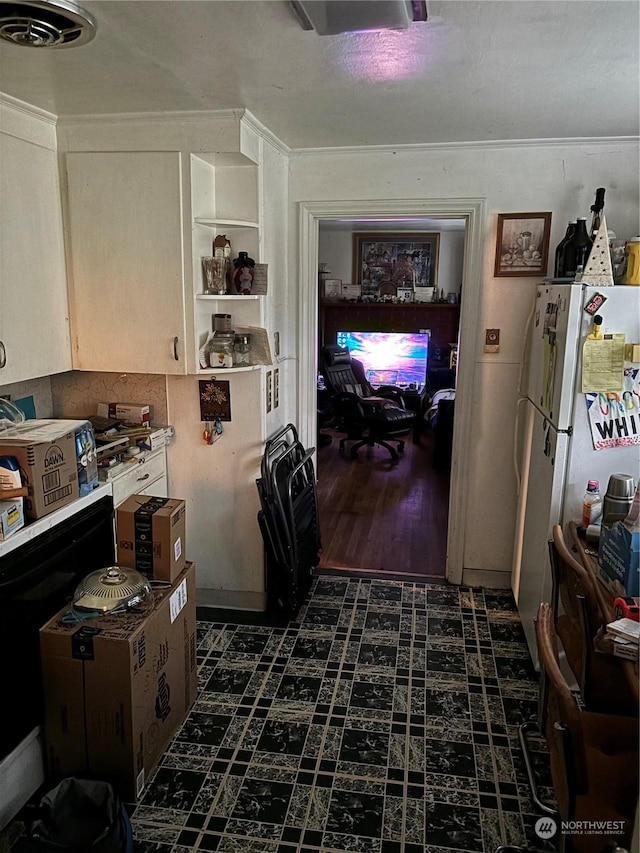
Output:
[315, 218, 465, 577]
[296, 198, 486, 586]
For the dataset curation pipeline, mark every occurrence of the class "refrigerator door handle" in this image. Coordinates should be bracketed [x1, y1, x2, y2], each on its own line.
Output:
[514, 397, 526, 493]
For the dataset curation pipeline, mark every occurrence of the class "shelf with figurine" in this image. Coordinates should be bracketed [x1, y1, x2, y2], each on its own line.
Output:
[194, 218, 259, 230]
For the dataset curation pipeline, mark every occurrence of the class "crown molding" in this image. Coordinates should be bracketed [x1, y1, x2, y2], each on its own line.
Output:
[54, 106, 290, 156]
[290, 136, 640, 156]
[0, 93, 57, 125]
[240, 110, 291, 157]
[55, 107, 243, 126]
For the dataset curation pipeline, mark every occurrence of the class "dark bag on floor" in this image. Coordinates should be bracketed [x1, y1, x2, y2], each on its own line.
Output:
[28, 778, 133, 853]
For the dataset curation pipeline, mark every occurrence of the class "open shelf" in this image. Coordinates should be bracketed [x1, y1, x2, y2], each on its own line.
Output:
[197, 364, 261, 375]
[196, 294, 262, 302]
[194, 218, 259, 229]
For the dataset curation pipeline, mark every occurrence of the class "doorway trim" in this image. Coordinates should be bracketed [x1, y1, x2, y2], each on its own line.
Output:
[297, 198, 485, 585]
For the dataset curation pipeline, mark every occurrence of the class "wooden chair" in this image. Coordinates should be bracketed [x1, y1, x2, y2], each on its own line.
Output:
[549, 524, 637, 716]
[535, 602, 639, 853]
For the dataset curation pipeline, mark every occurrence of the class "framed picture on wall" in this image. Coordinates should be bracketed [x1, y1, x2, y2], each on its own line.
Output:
[494, 212, 552, 277]
[353, 232, 440, 297]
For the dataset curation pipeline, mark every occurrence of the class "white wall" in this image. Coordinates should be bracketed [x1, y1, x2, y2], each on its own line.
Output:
[289, 140, 640, 582]
[318, 223, 465, 298]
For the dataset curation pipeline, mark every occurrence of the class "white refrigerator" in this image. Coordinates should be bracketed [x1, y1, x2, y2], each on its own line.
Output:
[512, 282, 640, 666]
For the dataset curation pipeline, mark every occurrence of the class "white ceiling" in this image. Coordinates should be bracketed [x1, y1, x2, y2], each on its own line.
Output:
[0, 0, 638, 150]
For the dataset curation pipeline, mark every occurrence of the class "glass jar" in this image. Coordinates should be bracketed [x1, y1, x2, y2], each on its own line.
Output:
[208, 332, 234, 368]
[213, 313, 232, 333]
[233, 333, 251, 366]
[202, 256, 228, 295]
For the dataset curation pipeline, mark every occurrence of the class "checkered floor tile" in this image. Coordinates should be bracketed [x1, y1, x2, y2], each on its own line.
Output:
[123, 576, 556, 853]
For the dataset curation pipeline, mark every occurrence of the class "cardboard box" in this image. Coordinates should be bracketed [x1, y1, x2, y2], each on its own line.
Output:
[97, 403, 151, 426]
[96, 402, 117, 420]
[117, 495, 186, 582]
[0, 429, 78, 519]
[40, 562, 197, 802]
[598, 521, 640, 598]
[116, 404, 151, 426]
[0, 497, 24, 540]
[136, 425, 174, 453]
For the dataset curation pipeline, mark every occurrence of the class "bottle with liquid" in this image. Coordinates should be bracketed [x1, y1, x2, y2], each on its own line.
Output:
[582, 479, 602, 527]
[554, 220, 576, 278]
[232, 251, 255, 295]
[589, 187, 605, 240]
[563, 217, 593, 279]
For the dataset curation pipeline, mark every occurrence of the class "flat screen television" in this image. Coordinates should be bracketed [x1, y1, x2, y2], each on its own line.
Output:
[336, 331, 429, 389]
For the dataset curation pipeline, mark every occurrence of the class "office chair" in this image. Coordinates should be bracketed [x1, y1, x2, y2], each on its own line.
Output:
[320, 345, 415, 460]
[535, 602, 638, 853]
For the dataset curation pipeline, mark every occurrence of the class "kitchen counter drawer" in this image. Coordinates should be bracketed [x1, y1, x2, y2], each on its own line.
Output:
[100, 447, 167, 507]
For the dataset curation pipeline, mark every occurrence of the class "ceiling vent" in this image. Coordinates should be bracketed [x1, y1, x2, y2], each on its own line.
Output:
[0, 0, 96, 47]
[289, 0, 427, 35]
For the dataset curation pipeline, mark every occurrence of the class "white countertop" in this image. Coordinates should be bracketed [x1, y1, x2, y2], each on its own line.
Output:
[0, 483, 113, 559]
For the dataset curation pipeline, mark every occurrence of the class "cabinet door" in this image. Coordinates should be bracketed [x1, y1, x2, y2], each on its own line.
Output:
[0, 133, 71, 383]
[65, 152, 187, 374]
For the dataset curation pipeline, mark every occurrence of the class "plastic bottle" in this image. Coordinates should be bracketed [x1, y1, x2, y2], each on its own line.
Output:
[553, 221, 576, 278]
[582, 479, 602, 527]
[75, 427, 88, 494]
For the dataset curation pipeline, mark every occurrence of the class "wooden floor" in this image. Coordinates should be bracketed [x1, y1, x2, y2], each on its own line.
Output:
[316, 427, 450, 577]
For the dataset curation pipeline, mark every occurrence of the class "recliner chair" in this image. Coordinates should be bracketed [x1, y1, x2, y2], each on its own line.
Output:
[320, 345, 416, 460]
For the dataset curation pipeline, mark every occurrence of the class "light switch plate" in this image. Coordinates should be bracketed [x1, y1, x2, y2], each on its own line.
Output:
[484, 328, 500, 353]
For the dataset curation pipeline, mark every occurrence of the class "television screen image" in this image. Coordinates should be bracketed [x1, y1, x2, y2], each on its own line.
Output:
[336, 331, 429, 389]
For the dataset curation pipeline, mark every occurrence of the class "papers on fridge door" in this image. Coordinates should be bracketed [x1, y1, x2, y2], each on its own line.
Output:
[581, 333, 625, 393]
[585, 365, 640, 450]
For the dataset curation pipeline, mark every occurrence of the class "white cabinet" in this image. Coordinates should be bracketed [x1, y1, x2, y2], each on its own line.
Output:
[0, 107, 72, 384]
[57, 113, 286, 609]
[65, 152, 188, 374]
[64, 150, 270, 376]
[98, 446, 168, 507]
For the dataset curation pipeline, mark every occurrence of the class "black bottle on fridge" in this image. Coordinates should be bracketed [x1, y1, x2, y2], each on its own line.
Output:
[562, 217, 593, 279]
[554, 220, 576, 278]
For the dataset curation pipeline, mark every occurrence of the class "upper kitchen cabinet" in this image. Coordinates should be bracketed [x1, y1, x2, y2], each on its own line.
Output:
[0, 100, 72, 384]
[64, 151, 188, 374]
[61, 114, 266, 375]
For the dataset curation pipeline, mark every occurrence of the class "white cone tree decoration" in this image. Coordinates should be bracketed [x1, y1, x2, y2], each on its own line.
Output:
[581, 213, 614, 286]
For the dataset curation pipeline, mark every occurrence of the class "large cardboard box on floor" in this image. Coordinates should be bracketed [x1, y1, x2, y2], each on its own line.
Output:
[0, 423, 78, 519]
[40, 562, 197, 802]
[116, 495, 186, 582]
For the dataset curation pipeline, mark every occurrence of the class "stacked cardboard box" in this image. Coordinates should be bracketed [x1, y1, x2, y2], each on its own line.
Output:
[116, 495, 186, 582]
[40, 562, 197, 802]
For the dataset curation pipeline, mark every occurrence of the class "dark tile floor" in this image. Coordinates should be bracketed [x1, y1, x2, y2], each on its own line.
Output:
[6, 575, 558, 853]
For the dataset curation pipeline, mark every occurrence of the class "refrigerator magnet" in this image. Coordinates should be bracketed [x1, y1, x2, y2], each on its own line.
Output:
[584, 292, 608, 315]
